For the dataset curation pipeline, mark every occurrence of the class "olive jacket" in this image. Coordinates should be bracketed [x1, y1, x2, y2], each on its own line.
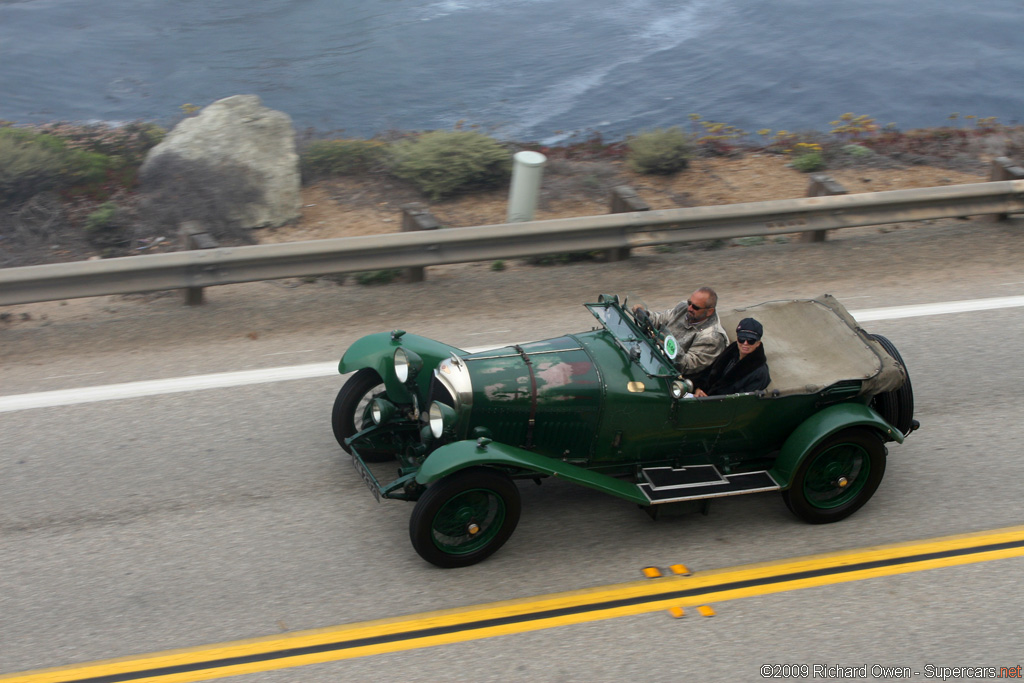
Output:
[649, 304, 728, 376]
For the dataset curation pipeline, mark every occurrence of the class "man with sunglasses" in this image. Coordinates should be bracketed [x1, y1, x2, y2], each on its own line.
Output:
[634, 286, 728, 378]
[694, 318, 771, 397]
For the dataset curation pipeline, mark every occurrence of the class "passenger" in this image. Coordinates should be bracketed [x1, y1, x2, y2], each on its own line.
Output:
[694, 318, 771, 397]
[634, 286, 728, 378]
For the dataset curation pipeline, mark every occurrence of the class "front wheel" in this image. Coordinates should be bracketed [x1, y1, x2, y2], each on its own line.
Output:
[782, 428, 886, 524]
[331, 368, 392, 461]
[410, 467, 521, 568]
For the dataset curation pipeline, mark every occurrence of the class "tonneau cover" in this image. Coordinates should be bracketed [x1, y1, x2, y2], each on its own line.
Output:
[719, 295, 905, 396]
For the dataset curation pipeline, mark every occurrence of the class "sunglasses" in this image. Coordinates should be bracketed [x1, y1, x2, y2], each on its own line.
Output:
[686, 300, 710, 311]
[737, 338, 758, 345]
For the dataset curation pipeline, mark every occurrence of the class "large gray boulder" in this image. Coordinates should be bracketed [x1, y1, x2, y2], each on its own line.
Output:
[142, 95, 300, 229]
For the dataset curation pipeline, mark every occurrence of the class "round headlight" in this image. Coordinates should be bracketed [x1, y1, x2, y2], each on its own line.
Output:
[429, 401, 456, 439]
[671, 379, 694, 399]
[429, 402, 445, 438]
[370, 398, 395, 424]
[393, 347, 423, 384]
[394, 348, 410, 383]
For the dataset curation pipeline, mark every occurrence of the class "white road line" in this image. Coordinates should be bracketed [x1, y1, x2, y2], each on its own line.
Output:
[1, 363, 340, 413]
[2, 295, 1024, 414]
[852, 296, 1024, 321]
[41, 371, 106, 381]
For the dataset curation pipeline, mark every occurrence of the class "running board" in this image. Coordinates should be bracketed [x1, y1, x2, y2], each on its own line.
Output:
[639, 465, 780, 504]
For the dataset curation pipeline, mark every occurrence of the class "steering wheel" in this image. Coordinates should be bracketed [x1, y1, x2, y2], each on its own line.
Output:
[632, 306, 680, 361]
[632, 306, 657, 339]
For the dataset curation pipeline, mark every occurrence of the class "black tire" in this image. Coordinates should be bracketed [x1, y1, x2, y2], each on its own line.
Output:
[782, 428, 886, 524]
[410, 467, 521, 568]
[870, 334, 915, 435]
[331, 368, 392, 461]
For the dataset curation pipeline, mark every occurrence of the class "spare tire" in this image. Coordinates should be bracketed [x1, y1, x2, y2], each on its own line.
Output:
[870, 334, 915, 435]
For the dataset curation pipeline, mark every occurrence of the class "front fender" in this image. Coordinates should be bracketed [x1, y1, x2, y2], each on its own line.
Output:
[769, 402, 904, 489]
[416, 440, 649, 506]
[338, 332, 466, 404]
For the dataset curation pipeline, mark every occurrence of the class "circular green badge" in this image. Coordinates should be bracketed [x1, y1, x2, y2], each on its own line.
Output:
[663, 335, 678, 359]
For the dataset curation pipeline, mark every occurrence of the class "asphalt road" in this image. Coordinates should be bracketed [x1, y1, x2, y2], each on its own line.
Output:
[2, 217, 1024, 682]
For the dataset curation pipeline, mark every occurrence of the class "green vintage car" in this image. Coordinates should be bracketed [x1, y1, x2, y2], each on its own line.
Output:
[332, 294, 917, 568]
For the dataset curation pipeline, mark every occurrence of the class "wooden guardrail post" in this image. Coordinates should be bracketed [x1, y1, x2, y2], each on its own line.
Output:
[179, 221, 218, 306]
[608, 186, 650, 261]
[985, 157, 1024, 222]
[400, 203, 440, 282]
[800, 175, 848, 243]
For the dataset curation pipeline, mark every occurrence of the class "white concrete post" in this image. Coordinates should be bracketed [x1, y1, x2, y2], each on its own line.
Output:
[506, 151, 547, 223]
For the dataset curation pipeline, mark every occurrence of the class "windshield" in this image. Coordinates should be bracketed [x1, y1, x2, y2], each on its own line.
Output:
[585, 300, 678, 378]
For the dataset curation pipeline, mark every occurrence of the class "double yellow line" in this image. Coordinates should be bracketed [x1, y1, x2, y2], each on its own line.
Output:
[6, 525, 1024, 683]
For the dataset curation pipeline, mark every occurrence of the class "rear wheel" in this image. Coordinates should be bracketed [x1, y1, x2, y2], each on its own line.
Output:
[870, 334, 915, 435]
[331, 368, 393, 461]
[410, 468, 521, 568]
[783, 428, 886, 524]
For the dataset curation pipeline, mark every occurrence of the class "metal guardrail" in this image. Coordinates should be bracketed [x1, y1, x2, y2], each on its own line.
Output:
[2, 179, 1023, 306]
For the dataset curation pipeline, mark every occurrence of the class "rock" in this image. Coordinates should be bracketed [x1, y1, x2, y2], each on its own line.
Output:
[142, 95, 300, 229]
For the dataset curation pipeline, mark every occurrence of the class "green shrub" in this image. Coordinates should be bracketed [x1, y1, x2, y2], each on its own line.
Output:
[300, 138, 390, 180]
[36, 121, 165, 166]
[0, 130, 66, 205]
[355, 269, 402, 285]
[390, 131, 511, 199]
[626, 127, 693, 174]
[32, 121, 165, 194]
[842, 144, 873, 158]
[83, 201, 127, 247]
[0, 127, 124, 204]
[791, 152, 825, 172]
[68, 150, 114, 190]
[526, 251, 601, 266]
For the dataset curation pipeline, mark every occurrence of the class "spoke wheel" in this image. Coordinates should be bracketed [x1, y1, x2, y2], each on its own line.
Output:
[783, 428, 886, 524]
[331, 368, 392, 461]
[410, 468, 521, 568]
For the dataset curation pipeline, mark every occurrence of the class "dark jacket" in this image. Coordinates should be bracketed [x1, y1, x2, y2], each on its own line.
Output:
[695, 342, 771, 396]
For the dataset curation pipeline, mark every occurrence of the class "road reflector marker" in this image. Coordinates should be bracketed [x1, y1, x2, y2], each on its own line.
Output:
[697, 605, 716, 617]
[670, 564, 692, 576]
[669, 607, 685, 619]
[642, 566, 662, 578]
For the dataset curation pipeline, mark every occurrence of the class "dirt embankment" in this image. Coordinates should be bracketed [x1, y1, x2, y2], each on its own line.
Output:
[0, 147, 1007, 353]
[265, 154, 987, 245]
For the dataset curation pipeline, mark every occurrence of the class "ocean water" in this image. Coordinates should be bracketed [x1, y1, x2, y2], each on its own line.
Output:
[0, 0, 1021, 142]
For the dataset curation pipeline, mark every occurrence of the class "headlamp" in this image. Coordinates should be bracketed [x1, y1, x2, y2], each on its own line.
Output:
[394, 347, 423, 383]
[429, 401, 456, 439]
[370, 398, 396, 424]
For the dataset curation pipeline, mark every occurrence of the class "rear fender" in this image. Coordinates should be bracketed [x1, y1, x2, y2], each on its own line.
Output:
[769, 402, 903, 489]
[338, 332, 465, 404]
[416, 440, 649, 506]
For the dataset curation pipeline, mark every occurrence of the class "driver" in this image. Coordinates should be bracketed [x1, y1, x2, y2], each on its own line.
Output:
[634, 286, 727, 378]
